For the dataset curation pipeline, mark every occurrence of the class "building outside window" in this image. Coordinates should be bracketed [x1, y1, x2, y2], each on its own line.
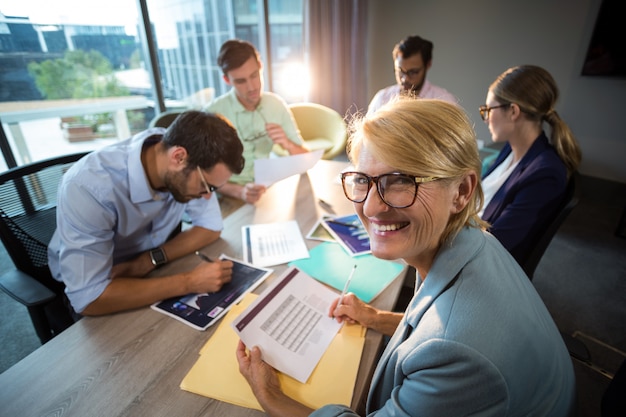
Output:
[0, 0, 303, 171]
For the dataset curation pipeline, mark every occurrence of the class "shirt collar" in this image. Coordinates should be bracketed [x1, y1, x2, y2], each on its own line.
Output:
[418, 79, 433, 97]
[128, 129, 166, 203]
[228, 88, 265, 114]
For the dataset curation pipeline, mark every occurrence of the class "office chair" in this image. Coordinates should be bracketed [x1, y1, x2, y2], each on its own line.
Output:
[183, 87, 215, 109]
[273, 102, 347, 160]
[602, 358, 626, 416]
[0, 152, 88, 343]
[560, 331, 626, 416]
[521, 172, 579, 280]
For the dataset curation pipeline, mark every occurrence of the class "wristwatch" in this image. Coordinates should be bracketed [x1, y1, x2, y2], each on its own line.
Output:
[149, 247, 168, 268]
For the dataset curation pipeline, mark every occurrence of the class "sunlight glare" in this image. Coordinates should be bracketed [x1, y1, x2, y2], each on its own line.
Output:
[279, 62, 311, 102]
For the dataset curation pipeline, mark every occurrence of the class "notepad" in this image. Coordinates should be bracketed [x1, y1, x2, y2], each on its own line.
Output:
[290, 242, 404, 303]
[180, 293, 366, 411]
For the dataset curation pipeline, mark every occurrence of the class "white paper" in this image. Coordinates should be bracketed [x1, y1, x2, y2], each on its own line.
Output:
[242, 220, 310, 267]
[254, 149, 324, 187]
[231, 266, 343, 383]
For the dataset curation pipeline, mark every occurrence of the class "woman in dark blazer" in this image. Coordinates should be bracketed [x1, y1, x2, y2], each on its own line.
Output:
[479, 65, 582, 265]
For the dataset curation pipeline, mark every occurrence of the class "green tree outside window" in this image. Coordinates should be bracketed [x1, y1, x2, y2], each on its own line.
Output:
[28, 50, 133, 134]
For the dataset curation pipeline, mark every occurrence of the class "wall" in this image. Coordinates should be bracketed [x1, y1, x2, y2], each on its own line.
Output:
[366, 0, 626, 183]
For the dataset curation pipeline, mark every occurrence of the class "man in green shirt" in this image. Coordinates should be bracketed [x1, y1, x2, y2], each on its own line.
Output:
[205, 39, 308, 204]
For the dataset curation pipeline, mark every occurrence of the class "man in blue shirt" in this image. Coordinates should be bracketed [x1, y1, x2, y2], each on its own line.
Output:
[48, 111, 244, 316]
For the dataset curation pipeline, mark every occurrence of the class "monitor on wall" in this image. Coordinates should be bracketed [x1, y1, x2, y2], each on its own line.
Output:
[581, 0, 625, 78]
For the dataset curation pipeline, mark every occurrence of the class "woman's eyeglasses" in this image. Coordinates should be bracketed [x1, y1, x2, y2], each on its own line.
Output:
[479, 103, 510, 121]
[340, 171, 439, 208]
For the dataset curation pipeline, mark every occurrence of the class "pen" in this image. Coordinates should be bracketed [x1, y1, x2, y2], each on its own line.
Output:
[338, 264, 357, 306]
[318, 198, 336, 214]
[195, 251, 213, 263]
[318, 198, 331, 207]
[325, 219, 359, 228]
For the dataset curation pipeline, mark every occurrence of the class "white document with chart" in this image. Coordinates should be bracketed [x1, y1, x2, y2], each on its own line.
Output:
[242, 220, 310, 267]
[231, 266, 343, 383]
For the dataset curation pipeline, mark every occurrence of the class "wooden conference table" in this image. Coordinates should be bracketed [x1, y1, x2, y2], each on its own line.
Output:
[0, 160, 407, 417]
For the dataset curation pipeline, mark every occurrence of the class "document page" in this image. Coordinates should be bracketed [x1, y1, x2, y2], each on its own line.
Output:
[181, 293, 366, 411]
[231, 266, 343, 383]
[242, 220, 309, 267]
[254, 149, 324, 187]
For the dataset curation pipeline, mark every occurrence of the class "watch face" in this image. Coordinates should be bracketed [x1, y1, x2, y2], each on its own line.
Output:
[151, 248, 167, 266]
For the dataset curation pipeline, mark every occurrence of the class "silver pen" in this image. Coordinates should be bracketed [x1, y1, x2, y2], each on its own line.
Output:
[337, 265, 357, 306]
[195, 251, 214, 263]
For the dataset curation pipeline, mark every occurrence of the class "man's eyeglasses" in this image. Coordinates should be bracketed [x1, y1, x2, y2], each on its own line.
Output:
[197, 166, 218, 194]
[242, 131, 267, 142]
[479, 103, 510, 121]
[340, 171, 439, 208]
[240, 108, 268, 142]
[395, 66, 423, 79]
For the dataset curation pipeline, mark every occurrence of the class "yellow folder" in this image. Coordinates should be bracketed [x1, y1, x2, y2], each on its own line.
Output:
[180, 293, 366, 411]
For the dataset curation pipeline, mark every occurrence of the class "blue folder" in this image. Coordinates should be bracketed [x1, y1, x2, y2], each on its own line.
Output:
[289, 242, 404, 303]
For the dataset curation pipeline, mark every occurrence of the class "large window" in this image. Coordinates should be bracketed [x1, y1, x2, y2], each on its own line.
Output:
[0, 1, 147, 171]
[147, 0, 304, 106]
[0, 0, 303, 171]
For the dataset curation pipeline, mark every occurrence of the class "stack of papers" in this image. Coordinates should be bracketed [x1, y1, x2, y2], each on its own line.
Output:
[180, 292, 366, 410]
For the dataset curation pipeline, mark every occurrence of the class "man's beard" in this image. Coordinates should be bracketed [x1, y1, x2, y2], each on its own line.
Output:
[401, 81, 424, 94]
[163, 169, 193, 203]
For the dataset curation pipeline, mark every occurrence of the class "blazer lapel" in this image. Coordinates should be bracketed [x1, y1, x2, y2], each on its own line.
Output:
[366, 228, 485, 411]
[482, 134, 550, 221]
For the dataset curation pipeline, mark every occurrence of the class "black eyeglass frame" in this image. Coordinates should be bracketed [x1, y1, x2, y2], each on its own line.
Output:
[340, 171, 439, 209]
[242, 131, 268, 142]
[238, 108, 268, 142]
[479, 103, 510, 121]
[394, 66, 424, 79]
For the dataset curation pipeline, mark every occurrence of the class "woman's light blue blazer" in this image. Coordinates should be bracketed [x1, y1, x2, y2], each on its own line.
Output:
[311, 227, 575, 417]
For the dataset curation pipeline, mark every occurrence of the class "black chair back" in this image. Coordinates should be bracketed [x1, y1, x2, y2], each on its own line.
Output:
[148, 110, 182, 128]
[0, 152, 88, 342]
[522, 173, 580, 280]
